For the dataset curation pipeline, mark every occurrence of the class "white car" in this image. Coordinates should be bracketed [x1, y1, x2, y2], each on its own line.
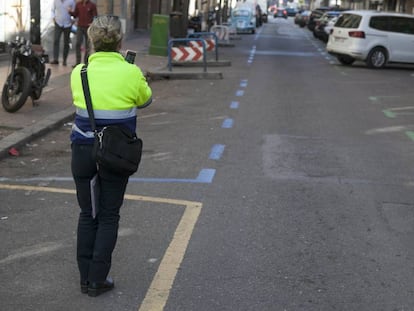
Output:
[326, 10, 414, 68]
[324, 16, 338, 36]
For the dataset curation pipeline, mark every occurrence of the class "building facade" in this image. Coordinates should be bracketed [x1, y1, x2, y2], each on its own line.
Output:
[2, 0, 414, 47]
[1, 0, 177, 45]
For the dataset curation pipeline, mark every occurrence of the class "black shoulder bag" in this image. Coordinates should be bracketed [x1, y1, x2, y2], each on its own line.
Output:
[80, 65, 143, 176]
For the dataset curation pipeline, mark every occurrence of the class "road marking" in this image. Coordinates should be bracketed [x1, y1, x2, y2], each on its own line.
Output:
[209, 144, 225, 160]
[0, 169, 216, 184]
[222, 118, 234, 128]
[382, 106, 414, 118]
[230, 101, 239, 109]
[0, 242, 63, 265]
[365, 125, 409, 135]
[405, 131, 414, 141]
[240, 79, 248, 88]
[248, 45, 256, 65]
[369, 95, 400, 103]
[0, 183, 202, 311]
[236, 90, 244, 96]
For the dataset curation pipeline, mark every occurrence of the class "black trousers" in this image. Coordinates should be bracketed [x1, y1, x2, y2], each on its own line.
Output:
[75, 26, 90, 65]
[53, 23, 71, 62]
[71, 144, 129, 284]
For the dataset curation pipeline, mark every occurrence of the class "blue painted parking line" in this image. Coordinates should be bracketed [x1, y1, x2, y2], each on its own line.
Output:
[129, 169, 216, 184]
[230, 101, 239, 109]
[222, 118, 234, 128]
[240, 80, 248, 87]
[0, 169, 217, 184]
[236, 90, 244, 96]
[209, 144, 225, 160]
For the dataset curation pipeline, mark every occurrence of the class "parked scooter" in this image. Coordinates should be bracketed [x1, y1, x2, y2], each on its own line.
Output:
[1, 36, 51, 113]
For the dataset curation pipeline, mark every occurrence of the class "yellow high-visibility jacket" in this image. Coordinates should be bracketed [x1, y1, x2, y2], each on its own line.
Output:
[70, 51, 152, 144]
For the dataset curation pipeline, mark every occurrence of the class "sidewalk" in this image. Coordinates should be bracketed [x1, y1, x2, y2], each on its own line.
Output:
[0, 32, 168, 159]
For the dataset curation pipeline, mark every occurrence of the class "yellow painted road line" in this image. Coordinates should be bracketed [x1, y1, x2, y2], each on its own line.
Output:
[0, 183, 202, 311]
[138, 201, 202, 311]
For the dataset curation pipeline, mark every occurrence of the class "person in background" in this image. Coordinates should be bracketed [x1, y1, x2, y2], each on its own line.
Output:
[69, 0, 97, 67]
[70, 15, 152, 297]
[51, 0, 75, 65]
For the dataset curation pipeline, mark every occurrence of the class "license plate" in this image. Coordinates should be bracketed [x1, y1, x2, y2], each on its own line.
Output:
[335, 37, 345, 43]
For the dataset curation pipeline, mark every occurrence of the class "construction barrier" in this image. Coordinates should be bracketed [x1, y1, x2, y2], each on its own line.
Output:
[210, 25, 230, 45]
[222, 22, 241, 40]
[168, 38, 207, 72]
[187, 32, 218, 61]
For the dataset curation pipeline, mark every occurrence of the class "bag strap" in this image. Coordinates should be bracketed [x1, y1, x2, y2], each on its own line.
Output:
[80, 64, 96, 132]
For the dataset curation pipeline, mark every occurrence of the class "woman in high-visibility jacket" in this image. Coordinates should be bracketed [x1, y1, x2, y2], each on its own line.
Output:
[70, 15, 152, 297]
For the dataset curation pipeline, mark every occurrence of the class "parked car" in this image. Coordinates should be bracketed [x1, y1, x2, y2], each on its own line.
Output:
[307, 9, 327, 31]
[295, 10, 311, 27]
[274, 7, 288, 19]
[313, 11, 341, 42]
[324, 16, 338, 38]
[230, 5, 256, 34]
[327, 10, 414, 68]
[286, 7, 298, 17]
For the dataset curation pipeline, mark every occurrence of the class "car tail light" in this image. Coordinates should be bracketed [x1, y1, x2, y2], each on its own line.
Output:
[348, 31, 365, 38]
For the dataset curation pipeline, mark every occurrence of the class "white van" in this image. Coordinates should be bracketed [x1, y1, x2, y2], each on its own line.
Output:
[326, 10, 414, 68]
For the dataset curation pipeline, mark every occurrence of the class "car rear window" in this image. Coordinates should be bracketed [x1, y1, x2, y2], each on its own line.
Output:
[335, 13, 362, 28]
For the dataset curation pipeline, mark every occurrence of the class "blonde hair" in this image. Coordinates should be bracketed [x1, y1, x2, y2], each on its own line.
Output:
[87, 15, 123, 52]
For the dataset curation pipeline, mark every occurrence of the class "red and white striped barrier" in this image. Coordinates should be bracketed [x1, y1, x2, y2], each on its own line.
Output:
[189, 39, 216, 51]
[171, 45, 204, 62]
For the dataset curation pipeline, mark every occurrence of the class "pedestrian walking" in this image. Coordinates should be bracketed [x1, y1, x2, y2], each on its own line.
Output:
[70, 15, 152, 297]
[51, 0, 75, 65]
[69, 0, 97, 67]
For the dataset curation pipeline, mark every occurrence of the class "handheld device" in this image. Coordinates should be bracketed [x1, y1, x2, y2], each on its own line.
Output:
[125, 50, 137, 64]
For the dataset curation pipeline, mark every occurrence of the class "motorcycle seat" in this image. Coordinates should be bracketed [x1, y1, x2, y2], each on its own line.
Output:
[32, 44, 45, 56]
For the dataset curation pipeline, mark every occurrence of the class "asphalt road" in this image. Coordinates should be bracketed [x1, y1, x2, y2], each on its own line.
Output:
[2, 17, 414, 311]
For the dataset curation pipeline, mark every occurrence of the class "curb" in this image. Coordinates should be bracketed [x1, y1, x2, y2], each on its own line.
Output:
[0, 107, 75, 159]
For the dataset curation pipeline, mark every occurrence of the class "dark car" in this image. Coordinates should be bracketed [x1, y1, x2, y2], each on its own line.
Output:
[274, 7, 288, 19]
[286, 7, 298, 17]
[313, 11, 341, 42]
[295, 10, 311, 27]
[307, 8, 329, 31]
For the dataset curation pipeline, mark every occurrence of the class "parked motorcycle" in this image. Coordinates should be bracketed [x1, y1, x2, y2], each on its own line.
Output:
[1, 36, 51, 113]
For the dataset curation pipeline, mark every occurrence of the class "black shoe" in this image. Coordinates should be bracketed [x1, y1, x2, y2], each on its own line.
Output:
[50, 60, 59, 65]
[80, 280, 88, 294]
[63, 61, 67, 66]
[88, 277, 114, 297]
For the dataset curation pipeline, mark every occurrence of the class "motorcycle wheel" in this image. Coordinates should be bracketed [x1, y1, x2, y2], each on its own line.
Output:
[2, 67, 32, 113]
